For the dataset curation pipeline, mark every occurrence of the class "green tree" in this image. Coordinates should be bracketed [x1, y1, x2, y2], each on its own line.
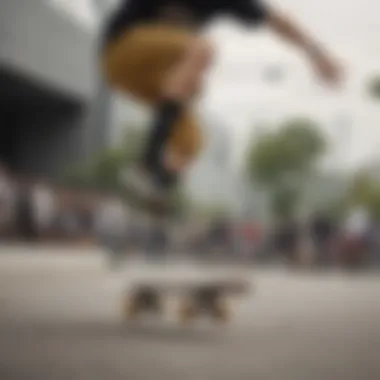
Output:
[247, 118, 327, 219]
[65, 127, 146, 190]
[347, 170, 380, 220]
[367, 75, 380, 100]
[348, 170, 374, 205]
[271, 187, 299, 220]
[64, 126, 192, 212]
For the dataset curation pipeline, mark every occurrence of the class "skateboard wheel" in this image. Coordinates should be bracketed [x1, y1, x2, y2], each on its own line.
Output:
[126, 289, 163, 320]
[124, 297, 140, 321]
[178, 299, 198, 323]
[140, 289, 162, 313]
[212, 299, 230, 323]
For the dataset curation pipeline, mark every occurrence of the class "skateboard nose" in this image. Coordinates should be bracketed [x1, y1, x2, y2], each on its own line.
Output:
[234, 279, 251, 294]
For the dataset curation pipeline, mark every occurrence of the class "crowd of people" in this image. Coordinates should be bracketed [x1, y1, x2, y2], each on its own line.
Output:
[232, 211, 380, 270]
[1, 161, 379, 270]
[0, 163, 129, 245]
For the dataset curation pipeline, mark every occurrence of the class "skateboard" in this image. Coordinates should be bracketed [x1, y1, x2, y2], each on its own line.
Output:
[121, 275, 251, 324]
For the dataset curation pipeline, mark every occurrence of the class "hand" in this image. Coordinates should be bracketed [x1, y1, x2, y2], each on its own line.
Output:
[309, 47, 343, 87]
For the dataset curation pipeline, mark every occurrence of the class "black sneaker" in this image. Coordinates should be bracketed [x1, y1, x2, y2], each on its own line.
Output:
[120, 165, 171, 205]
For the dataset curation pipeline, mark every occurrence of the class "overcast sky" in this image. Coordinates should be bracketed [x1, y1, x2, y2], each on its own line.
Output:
[55, 0, 380, 170]
[202, 0, 380, 170]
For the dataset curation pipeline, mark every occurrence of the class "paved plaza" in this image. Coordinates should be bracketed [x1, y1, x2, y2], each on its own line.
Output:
[0, 247, 379, 380]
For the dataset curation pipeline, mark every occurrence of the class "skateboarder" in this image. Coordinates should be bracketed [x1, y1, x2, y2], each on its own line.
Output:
[101, 0, 342, 207]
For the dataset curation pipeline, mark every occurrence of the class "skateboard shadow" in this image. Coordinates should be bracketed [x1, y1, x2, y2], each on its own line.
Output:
[3, 321, 224, 345]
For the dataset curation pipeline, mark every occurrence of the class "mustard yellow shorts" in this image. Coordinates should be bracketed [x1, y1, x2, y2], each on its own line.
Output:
[102, 24, 203, 160]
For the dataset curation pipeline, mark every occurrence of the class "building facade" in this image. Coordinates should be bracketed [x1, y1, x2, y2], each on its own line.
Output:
[0, 0, 108, 177]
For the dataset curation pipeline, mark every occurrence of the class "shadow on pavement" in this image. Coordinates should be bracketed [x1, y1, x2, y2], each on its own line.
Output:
[0, 321, 226, 345]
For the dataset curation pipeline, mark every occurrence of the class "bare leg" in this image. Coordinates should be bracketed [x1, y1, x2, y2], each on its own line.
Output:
[143, 39, 214, 178]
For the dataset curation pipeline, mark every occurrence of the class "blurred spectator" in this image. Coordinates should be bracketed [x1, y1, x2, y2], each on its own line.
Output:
[0, 163, 16, 239]
[94, 193, 130, 265]
[239, 220, 262, 259]
[365, 221, 380, 268]
[373, 223, 380, 269]
[272, 219, 300, 265]
[76, 190, 97, 243]
[340, 208, 370, 268]
[146, 220, 170, 256]
[15, 177, 36, 241]
[310, 212, 335, 267]
[31, 181, 57, 240]
[208, 219, 231, 250]
[56, 189, 81, 241]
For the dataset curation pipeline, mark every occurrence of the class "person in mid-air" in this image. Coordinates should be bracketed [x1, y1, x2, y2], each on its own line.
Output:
[101, 0, 342, 209]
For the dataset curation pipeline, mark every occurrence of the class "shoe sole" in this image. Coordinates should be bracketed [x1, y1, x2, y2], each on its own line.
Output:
[120, 168, 175, 217]
[122, 181, 171, 216]
[121, 168, 157, 197]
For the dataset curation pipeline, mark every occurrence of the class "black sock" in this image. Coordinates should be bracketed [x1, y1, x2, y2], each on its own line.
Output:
[143, 99, 183, 173]
[156, 166, 179, 189]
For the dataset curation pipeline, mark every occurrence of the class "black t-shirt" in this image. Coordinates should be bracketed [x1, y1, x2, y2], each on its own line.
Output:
[103, 0, 269, 46]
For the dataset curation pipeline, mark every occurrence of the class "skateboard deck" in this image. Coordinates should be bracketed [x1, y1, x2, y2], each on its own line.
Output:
[120, 268, 252, 324]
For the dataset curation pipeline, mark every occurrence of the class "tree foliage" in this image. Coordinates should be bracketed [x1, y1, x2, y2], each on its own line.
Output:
[64, 126, 192, 211]
[271, 187, 299, 220]
[346, 170, 380, 220]
[367, 75, 380, 100]
[65, 127, 146, 190]
[248, 118, 326, 185]
[247, 118, 327, 219]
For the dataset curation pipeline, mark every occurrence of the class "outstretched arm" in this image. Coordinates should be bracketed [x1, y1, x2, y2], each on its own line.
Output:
[229, 0, 343, 86]
[266, 8, 343, 85]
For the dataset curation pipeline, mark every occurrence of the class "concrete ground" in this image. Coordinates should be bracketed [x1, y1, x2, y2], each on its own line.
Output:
[0, 246, 380, 380]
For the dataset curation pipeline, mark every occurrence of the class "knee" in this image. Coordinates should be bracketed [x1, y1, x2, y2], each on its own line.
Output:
[169, 113, 203, 162]
[187, 39, 215, 70]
